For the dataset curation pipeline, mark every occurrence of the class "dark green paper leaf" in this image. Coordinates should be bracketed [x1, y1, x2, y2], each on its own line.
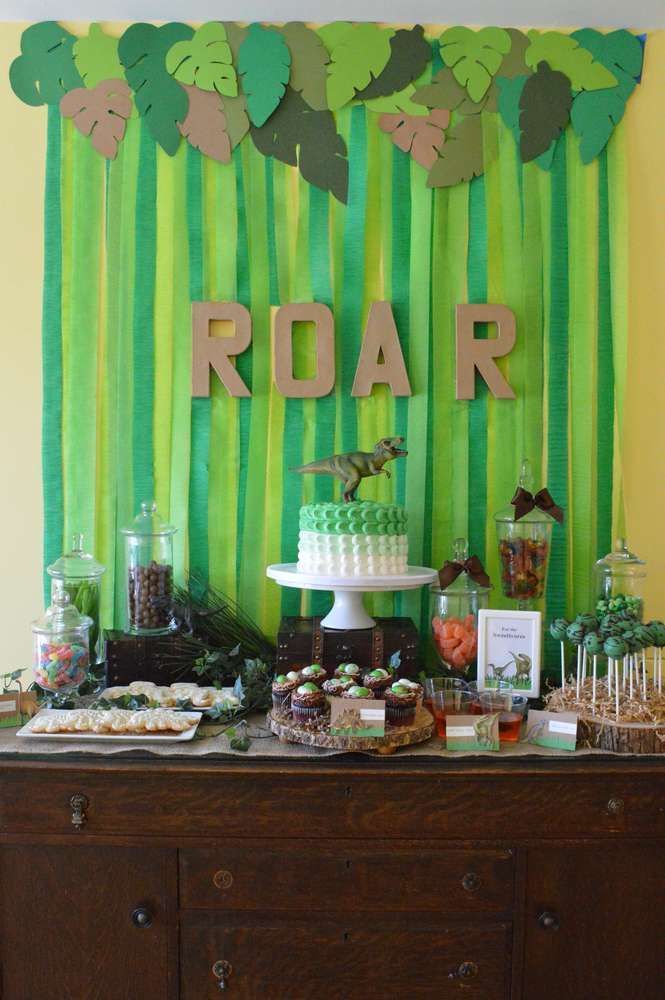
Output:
[427, 115, 484, 188]
[10, 21, 82, 106]
[238, 23, 291, 127]
[279, 22, 329, 111]
[519, 61, 572, 163]
[356, 25, 431, 101]
[497, 74, 560, 171]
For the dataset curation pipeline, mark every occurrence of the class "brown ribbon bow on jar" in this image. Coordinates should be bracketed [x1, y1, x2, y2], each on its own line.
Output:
[438, 555, 491, 590]
[511, 487, 564, 524]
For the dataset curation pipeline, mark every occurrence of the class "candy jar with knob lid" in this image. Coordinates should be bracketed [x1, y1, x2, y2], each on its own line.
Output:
[430, 537, 491, 676]
[32, 591, 92, 693]
[121, 501, 176, 635]
[594, 539, 646, 621]
[47, 533, 105, 663]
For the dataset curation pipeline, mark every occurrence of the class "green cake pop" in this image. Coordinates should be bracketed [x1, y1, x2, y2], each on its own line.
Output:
[634, 624, 654, 648]
[647, 620, 665, 647]
[576, 613, 599, 632]
[549, 618, 569, 642]
[584, 632, 603, 655]
[604, 636, 627, 659]
[566, 621, 586, 645]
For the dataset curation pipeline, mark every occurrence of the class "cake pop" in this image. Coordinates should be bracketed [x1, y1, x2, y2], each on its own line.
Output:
[549, 618, 570, 690]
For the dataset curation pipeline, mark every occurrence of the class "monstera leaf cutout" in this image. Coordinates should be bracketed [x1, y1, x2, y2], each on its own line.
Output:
[365, 84, 428, 116]
[279, 22, 328, 111]
[326, 23, 394, 110]
[427, 114, 484, 188]
[356, 25, 432, 101]
[166, 22, 237, 97]
[60, 79, 132, 159]
[221, 94, 250, 148]
[317, 22, 354, 53]
[439, 26, 511, 103]
[525, 31, 617, 91]
[413, 66, 496, 114]
[119, 22, 193, 155]
[238, 24, 291, 127]
[178, 84, 231, 162]
[73, 23, 123, 89]
[223, 22, 248, 62]
[497, 75, 559, 171]
[10, 21, 82, 106]
[378, 108, 450, 169]
[251, 88, 348, 203]
[519, 62, 572, 163]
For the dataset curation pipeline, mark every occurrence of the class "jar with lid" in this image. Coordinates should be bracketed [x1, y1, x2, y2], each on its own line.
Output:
[593, 538, 646, 621]
[47, 533, 105, 662]
[430, 538, 491, 675]
[121, 501, 176, 635]
[32, 592, 92, 693]
[494, 459, 560, 610]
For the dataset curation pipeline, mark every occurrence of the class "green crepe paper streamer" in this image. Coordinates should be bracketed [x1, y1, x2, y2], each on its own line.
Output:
[519, 62, 572, 164]
[427, 115, 484, 188]
[42, 108, 64, 602]
[391, 139, 411, 561]
[166, 22, 237, 97]
[525, 30, 617, 91]
[521, 162, 545, 490]
[467, 175, 488, 565]
[119, 22, 193, 155]
[497, 75, 560, 172]
[606, 127, 628, 540]
[365, 83, 429, 117]
[132, 123, 156, 511]
[238, 23, 291, 128]
[74, 23, 123, 89]
[279, 22, 328, 112]
[326, 24, 394, 111]
[356, 25, 431, 101]
[596, 148, 614, 559]
[10, 21, 82, 106]
[152, 147, 175, 524]
[233, 146, 252, 584]
[439, 26, 511, 103]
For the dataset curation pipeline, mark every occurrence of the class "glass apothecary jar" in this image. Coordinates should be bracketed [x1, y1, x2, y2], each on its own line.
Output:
[594, 538, 646, 621]
[47, 533, 105, 662]
[430, 538, 491, 676]
[32, 592, 91, 693]
[121, 501, 176, 635]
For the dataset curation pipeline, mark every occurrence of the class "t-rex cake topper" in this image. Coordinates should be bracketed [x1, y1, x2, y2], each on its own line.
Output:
[293, 437, 408, 502]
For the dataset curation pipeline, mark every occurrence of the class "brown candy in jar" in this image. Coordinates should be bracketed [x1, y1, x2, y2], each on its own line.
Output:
[128, 561, 173, 631]
[499, 537, 549, 600]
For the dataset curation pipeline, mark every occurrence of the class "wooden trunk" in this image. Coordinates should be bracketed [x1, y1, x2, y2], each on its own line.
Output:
[276, 615, 420, 676]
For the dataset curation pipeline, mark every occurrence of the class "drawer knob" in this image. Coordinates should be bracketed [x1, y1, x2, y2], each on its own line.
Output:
[461, 872, 481, 893]
[131, 907, 152, 929]
[537, 910, 560, 932]
[213, 870, 234, 890]
[213, 960, 233, 991]
[448, 961, 478, 980]
[69, 793, 89, 831]
[606, 796, 625, 816]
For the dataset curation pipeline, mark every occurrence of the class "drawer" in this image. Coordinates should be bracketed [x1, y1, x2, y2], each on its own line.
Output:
[180, 841, 514, 914]
[180, 912, 511, 999]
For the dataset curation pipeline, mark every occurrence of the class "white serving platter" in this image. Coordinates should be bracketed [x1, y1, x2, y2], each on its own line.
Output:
[16, 709, 203, 743]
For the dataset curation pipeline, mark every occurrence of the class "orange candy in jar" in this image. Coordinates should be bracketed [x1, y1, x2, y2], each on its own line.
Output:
[432, 614, 478, 671]
[430, 538, 491, 676]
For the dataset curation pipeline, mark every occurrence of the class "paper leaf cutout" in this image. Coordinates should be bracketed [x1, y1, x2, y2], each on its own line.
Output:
[166, 22, 237, 97]
[497, 28, 531, 79]
[317, 22, 354, 53]
[119, 22, 192, 155]
[279, 22, 328, 111]
[251, 87, 348, 203]
[378, 108, 450, 169]
[413, 67, 492, 115]
[570, 28, 644, 83]
[223, 22, 247, 62]
[60, 79, 132, 159]
[238, 23, 291, 127]
[221, 94, 250, 149]
[519, 62, 572, 163]
[73, 23, 123, 89]
[525, 31, 617, 91]
[178, 84, 231, 162]
[439, 26, 511, 103]
[497, 75, 559, 171]
[356, 25, 431, 101]
[10, 21, 82, 106]
[427, 115, 484, 188]
[365, 84, 429, 117]
[326, 24, 394, 111]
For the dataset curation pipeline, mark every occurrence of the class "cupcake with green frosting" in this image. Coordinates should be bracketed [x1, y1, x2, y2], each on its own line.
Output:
[334, 662, 362, 680]
[298, 664, 328, 687]
[362, 667, 392, 696]
[272, 673, 299, 713]
[291, 682, 326, 722]
[384, 682, 417, 727]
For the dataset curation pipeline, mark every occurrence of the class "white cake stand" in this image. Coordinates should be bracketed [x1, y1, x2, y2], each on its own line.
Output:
[266, 564, 438, 630]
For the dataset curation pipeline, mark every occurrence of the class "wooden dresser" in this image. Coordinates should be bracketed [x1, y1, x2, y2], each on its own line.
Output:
[0, 753, 664, 999]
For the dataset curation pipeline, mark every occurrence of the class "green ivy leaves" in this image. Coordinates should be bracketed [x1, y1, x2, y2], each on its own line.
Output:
[166, 22, 237, 96]
[326, 23, 394, 110]
[238, 24, 291, 127]
[439, 26, 511, 102]
[10, 21, 82, 105]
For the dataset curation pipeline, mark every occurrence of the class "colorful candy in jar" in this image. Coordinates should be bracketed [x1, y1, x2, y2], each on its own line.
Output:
[34, 640, 89, 691]
[431, 614, 478, 671]
[31, 591, 92, 694]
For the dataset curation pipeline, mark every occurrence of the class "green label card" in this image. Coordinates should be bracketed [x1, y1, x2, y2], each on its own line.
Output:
[446, 713, 500, 751]
[526, 710, 578, 751]
[329, 696, 385, 737]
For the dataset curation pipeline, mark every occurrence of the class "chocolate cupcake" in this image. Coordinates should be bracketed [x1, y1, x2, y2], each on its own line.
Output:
[384, 682, 417, 727]
[291, 682, 326, 722]
[363, 668, 392, 696]
[393, 677, 424, 706]
[342, 685, 374, 700]
[322, 677, 352, 698]
[272, 674, 298, 713]
[334, 662, 362, 681]
[299, 664, 328, 687]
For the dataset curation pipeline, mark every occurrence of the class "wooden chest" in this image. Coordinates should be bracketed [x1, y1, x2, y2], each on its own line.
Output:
[276, 615, 420, 676]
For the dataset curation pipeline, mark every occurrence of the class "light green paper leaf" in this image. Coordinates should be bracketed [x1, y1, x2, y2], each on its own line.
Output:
[10, 21, 83, 106]
[326, 23, 394, 111]
[427, 114, 484, 188]
[238, 23, 291, 127]
[525, 30, 617, 91]
[317, 22, 354, 53]
[73, 23, 123, 89]
[166, 21, 237, 97]
[439, 26, 511, 103]
[280, 22, 329, 111]
[365, 83, 429, 116]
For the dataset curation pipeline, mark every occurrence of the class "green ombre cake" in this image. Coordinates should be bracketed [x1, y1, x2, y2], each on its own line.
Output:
[297, 501, 408, 576]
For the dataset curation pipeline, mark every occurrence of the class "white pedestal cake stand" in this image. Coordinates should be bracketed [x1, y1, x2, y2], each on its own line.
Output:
[266, 564, 438, 630]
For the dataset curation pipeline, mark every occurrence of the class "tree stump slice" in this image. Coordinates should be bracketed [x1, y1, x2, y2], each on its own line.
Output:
[578, 716, 665, 754]
[267, 705, 434, 753]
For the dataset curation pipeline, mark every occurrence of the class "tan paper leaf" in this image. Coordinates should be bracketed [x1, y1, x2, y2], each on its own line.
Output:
[378, 107, 449, 169]
[59, 78, 132, 159]
[178, 83, 232, 163]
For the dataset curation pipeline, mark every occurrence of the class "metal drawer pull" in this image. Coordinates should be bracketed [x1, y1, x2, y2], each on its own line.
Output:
[606, 796, 625, 816]
[538, 910, 560, 932]
[131, 907, 152, 929]
[69, 793, 89, 831]
[448, 961, 478, 980]
[213, 869, 234, 890]
[461, 872, 481, 893]
[213, 960, 233, 991]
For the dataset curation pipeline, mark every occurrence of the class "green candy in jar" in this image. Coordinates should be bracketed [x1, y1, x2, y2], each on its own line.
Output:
[549, 618, 569, 642]
[603, 636, 627, 659]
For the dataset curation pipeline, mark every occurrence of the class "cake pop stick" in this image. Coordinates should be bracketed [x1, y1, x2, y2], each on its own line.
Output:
[615, 662, 619, 719]
[592, 656, 597, 708]
[567, 622, 586, 700]
[604, 636, 627, 719]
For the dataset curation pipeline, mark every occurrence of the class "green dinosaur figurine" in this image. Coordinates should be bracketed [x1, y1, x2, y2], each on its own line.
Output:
[292, 437, 407, 502]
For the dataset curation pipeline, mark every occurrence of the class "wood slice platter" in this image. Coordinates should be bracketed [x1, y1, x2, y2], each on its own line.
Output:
[578, 716, 665, 754]
[267, 705, 434, 754]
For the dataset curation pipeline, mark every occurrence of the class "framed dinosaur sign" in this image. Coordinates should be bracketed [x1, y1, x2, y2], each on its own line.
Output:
[476, 609, 542, 698]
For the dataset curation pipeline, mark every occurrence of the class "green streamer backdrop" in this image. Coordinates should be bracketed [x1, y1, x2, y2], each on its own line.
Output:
[42, 101, 628, 661]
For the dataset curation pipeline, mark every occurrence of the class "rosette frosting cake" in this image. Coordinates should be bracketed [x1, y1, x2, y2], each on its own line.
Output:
[297, 501, 408, 576]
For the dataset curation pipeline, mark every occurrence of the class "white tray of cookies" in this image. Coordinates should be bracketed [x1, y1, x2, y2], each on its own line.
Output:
[16, 708, 202, 742]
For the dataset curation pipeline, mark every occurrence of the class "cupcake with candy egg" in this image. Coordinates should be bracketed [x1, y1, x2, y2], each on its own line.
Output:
[362, 667, 392, 697]
[334, 662, 362, 681]
[384, 682, 417, 727]
[322, 676, 354, 699]
[342, 684, 375, 700]
[272, 673, 299, 712]
[298, 664, 328, 687]
[291, 682, 326, 722]
[394, 677, 424, 704]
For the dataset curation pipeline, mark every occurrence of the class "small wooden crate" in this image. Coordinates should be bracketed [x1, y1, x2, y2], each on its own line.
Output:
[276, 616, 420, 678]
[103, 630, 200, 687]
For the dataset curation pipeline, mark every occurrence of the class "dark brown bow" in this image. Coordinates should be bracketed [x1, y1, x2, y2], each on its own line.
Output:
[511, 486, 564, 524]
[438, 555, 491, 590]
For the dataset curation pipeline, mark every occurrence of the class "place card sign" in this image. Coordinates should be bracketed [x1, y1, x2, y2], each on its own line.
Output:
[0, 692, 38, 729]
[446, 713, 500, 752]
[329, 697, 385, 737]
[526, 710, 578, 751]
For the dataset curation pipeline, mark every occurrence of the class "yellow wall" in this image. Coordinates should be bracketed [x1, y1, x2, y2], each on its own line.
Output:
[0, 23, 663, 670]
